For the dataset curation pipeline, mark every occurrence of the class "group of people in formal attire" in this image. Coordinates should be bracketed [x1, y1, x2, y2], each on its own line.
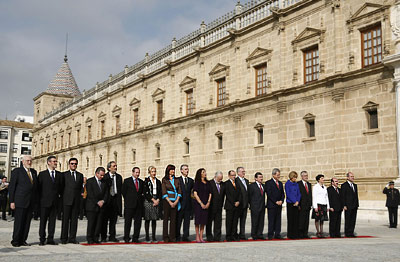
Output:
[6, 154, 367, 247]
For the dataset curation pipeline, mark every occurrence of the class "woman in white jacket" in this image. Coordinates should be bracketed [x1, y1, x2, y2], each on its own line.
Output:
[312, 174, 330, 238]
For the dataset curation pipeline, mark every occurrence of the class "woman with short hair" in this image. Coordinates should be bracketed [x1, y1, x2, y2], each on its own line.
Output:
[285, 171, 301, 239]
[312, 174, 329, 238]
[143, 166, 162, 243]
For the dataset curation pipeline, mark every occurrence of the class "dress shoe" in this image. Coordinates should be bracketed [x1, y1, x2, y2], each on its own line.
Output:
[132, 238, 140, 243]
[22, 242, 31, 246]
[39, 241, 45, 246]
[182, 237, 190, 242]
[268, 236, 273, 240]
[239, 236, 247, 240]
[46, 240, 58, 245]
[60, 241, 67, 244]
[68, 240, 80, 244]
[124, 239, 130, 243]
[11, 242, 20, 247]
[274, 236, 283, 240]
[93, 240, 100, 244]
[257, 236, 266, 240]
[87, 241, 94, 244]
[101, 238, 107, 243]
[109, 238, 119, 243]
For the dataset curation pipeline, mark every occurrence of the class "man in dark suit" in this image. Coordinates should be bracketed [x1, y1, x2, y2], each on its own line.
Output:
[224, 170, 240, 241]
[265, 168, 285, 240]
[235, 167, 249, 240]
[101, 161, 123, 242]
[0, 176, 9, 220]
[248, 172, 266, 240]
[297, 171, 312, 238]
[176, 164, 194, 242]
[206, 171, 225, 242]
[341, 172, 359, 237]
[86, 167, 109, 244]
[383, 181, 400, 228]
[122, 167, 144, 243]
[328, 177, 342, 238]
[60, 158, 84, 244]
[37, 155, 62, 245]
[9, 155, 38, 247]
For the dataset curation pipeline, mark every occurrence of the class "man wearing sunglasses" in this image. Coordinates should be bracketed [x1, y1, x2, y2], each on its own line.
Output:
[60, 158, 84, 244]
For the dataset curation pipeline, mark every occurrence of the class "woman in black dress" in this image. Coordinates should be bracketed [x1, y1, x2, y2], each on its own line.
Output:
[143, 166, 162, 243]
[193, 168, 211, 243]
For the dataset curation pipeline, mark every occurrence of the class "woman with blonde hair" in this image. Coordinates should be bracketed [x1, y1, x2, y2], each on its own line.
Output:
[285, 171, 301, 239]
[143, 166, 162, 243]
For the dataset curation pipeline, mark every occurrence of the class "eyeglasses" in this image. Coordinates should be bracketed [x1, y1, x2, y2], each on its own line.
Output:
[70, 163, 78, 165]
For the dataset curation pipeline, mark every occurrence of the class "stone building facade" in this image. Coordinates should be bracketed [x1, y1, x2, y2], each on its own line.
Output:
[32, 0, 398, 214]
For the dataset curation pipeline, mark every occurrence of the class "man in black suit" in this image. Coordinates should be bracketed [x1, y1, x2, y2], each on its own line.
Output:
[0, 176, 9, 220]
[60, 158, 84, 244]
[248, 172, 266, 240]
[206, 171, 225, 242]
[176, 164, 194, 242]
[341, 172, 359, 237]
[265, 168, 285, 240]
[328, 177, 342, 238]
[297, 171, 312, 238]
[86, 167, 109, 244]
[122, 167, 144, 243]
[101, 161, 123, 242]
[224, 170, 240, 241]
[38, 155, 62, 246]
[383, 181, 400, 228]
[235, 167, 249, 240]
[9, 155, 38, 247]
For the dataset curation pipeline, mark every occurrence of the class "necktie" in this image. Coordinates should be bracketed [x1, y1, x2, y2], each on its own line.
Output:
[232, 180, 236, 189]
[110, 175, 116, 196]
[305, 182, 309, 194]
[185, 177, 188, 191]
[350, 183, 354, 192]
[275, 181, 279, 189]
[216, 183, 220, 193]
[98, 180, 102, 190]
[259, 184, 263, 195]
[51, 171, 55, 183]
[135, 179, 139, 192]
[242, 178, 247, 191]
[336, 187, 339, 194]
[26, 169, 33, 184]
[72, 171, 76, 182]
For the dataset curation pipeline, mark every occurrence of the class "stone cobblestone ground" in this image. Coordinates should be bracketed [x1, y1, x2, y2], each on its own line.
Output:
[0, 214, 399, 262]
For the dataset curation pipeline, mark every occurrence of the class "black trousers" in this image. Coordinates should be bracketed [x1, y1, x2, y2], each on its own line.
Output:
[238, 207, 248, 238]
[206, 209, 222, 241]
[250, 208, 265, 239]
[102, 197, 119, 240]
[61, 198, 81, 242]
[79, 198, 86, 219]
[388, 207, 398, 227]
[298, 207, 310, 238]
[86, 210, 104, 242]
[176, 207, 191, 240]
[163, 201, 177, 242]
[225, 207, 239, 240]
[286, 203, 299, 239]
[0, 197, 7, 219]
[56, 197, 63, 220]
[124, 207, 142, 241]
[39, 204, 57, 242]
[344, 208, 357, 236]
[267, 207, 282, 238]
[329, 210, 342, 237]
[11, 205, 33, 245]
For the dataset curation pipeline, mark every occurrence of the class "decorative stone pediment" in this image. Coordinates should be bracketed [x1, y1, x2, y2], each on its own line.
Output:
[362, 101, 379, 111]
[348, 3, 388, 24]
[52, 131, 57, 138]
[59, 128, 64, 135]
[75, 122, 81, 130]
[85, 117, 92, 126]
[129, 97, 141, 110]
[246, 47, 273, 68]
[152, 88, 165, 102]
[98, 111, 106, 121]
[46, 134, 50, 141]
[179, 76, 196, 92]
[303, 113, 316, 121]
[66, 125, 72, 133]
[209, 63, 230, 81]
[254, 123, 264, 130]
[292, 27, 325, 46]
[215, 131, 223, 137]
[183, 137, 190, 143]
[112, 105, 122, 117]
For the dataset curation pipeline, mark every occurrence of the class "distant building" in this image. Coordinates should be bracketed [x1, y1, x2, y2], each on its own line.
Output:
[0, 120, 33, 178]
[14, 115, 34, 124]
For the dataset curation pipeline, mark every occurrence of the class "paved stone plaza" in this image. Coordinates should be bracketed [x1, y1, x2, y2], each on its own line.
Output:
[0, 214, 399, 262]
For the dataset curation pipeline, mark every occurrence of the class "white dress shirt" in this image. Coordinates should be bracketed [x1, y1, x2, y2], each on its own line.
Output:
[239, 177, 247, 190]
[110, 173, 117, 194]
[312, 183, 330, 209]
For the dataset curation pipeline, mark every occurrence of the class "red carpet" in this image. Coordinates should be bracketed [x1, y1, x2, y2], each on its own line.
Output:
[81, 236, 375, 246]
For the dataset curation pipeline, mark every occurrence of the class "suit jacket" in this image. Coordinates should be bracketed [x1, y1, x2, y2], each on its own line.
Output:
[9, 167, 38, 208]
[209, 179, 225, 213]
[37, 169, 63, 208]
[298, 180, 312, 210]
[103, 172, 123, 215]
[236, 177, 249, 209]
[224, 179, 240, 210]
[85, 177, 109, 212]
[161, 177, 182, 200]
[62, 170, 84, 206]
[383, 187, 400, 207]
[248, 182, 266, 212]
[340, 181, 359, 210]
[327, 186, 342, 212]
[265, 178, 285, 209]
[178, 176, 194, 211]
[122, 177, 144, 209]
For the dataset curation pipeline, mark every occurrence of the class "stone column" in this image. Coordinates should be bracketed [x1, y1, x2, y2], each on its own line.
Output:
[383, 0, 400, 183]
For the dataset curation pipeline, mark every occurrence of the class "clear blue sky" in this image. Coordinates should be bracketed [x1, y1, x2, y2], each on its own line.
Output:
[0, 0, 236, 120]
